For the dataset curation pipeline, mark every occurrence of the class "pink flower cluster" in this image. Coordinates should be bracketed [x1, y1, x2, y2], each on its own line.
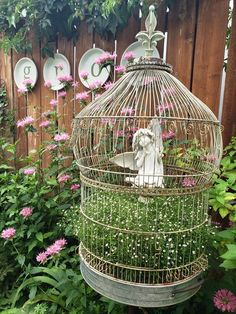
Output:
[104, 81, 114, 90]
[17, 87, 28, 94]
[159, 102, 174, 114]
[39, 120, 50, 128]
[75, 92, 89, 102]
[121, 107, 135, 116]
[124, 51, 135, 62]
[58, 174, 71, 183]
[202, 154, 217, 163]
[44, 81, 52, 88]
[58, 90, 67, 98]
[57, 75, 73, 83]
[23, 78, 33, 86]
[70, 183, 80, 191]
[89, 80, 102, 91]
[95, 52, 116, 65]
[36, 238, 67, 263]
[54, 133, 70, 142]
[79, 71, 89, 80]
[20, 207, 33, 218]
[162, 131, 175, 140]
[17, 116, 34, 128]
[116, 130, 125, 137]
[115, 65, 125, 74]
[101, 117, 116, 125]
[23, 167, 36, 175]
[214, 289, 236, 313]
[50, 99, 58, 107]
[72, 81, 79, 87]
[182, 177, 196, 187]
[1, 227, 16, 240]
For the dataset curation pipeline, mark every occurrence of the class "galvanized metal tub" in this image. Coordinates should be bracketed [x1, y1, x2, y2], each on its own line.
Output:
[80, 257, 204, 308]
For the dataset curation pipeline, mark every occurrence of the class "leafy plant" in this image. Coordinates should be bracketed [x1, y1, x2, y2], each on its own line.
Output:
[209, 137, 236, 221]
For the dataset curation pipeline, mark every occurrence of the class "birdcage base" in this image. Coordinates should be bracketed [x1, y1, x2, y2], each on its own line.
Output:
[80, 258, 204, 308]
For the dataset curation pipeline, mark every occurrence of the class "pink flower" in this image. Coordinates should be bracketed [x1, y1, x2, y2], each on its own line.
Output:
[54, 238, 67, 247]
[44, 81, 52, 88]
[104, 81, 114, 90]
[17, 116, 34, 128]
[42, 110, 53, 118]
[1, 227, 16, 240]
[20, 207, 33, 218]
[72, 81, 79, 87]
[36, 251, 48, 263]
[57, 75, 73, 83]
[214, 289, 236, 312]
[116, 130, 125, 137]
[124, 51, 135, 62]
[202, 154, 217, 163]
[39, 120, 50, 128]
[182, 177, 196, 187]
[115, 65, 125, 74]
[75, 92, 89, 102]
[23, 167, 36, 175]
[70, 184, 81, 191]
[18, 87, 28, 94]
[58, 91, 67, 98]
[88, 80, 102, 90]
[162, 131, 175, 140]
[46, 144, 57, 151]
[55, 64, 64, 70]
[162, 87, 176, 95]
[101, 118, 116, 125]
[46, 243, 63, 256]
[95, 93, 101, 99]
[95, 52, 116, 65]
[159, 103, 174, 114]
[23, 78, 33, 86]
[50, 99, 58, 107]
[79, 71, 89, 80]
[121, 107, 134, 116]
[54, 133, 70, 142]
[58, 174, 71, 183]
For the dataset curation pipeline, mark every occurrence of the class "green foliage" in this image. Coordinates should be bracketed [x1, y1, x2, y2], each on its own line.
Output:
[209, 137, 236, 221]
[0, 0, 139, 55]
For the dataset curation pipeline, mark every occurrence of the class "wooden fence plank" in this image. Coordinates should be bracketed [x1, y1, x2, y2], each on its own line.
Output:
[191, 0, 229, 115]
[58, 38, 74, 135]
[27, 36, 41, 156]
[75, 23, 93, 115]
[166, 0, 197, 89]
[40, 42, 56, 168]
[222, 3, 236, 145]
[116, 13, 140, 65]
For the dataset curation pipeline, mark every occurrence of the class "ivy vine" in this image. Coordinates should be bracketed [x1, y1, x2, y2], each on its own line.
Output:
[0, 0, 141, 56]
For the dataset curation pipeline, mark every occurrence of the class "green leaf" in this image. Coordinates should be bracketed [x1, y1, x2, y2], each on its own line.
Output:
[29, 286, 37, 300]
[36, 232, 43, 242]
[219, 207, 229, 218]
[220, 259, 236, 269]
[28, 240, 37, 253]
[221, 244, 236, 260]
[216, 229, 235, 240]
[17, 254, 25, 266]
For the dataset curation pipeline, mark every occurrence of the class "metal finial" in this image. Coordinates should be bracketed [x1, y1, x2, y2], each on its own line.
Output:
[135, 5, 165, 58]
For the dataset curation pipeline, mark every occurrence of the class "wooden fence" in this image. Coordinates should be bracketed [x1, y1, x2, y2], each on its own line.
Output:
[0, 0, 235, 166]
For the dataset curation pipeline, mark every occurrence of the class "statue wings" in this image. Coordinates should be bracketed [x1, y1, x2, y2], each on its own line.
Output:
[110, 152, 138, 171]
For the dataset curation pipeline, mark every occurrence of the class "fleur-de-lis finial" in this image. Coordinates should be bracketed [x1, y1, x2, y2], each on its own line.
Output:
[135, 5, 165, 58]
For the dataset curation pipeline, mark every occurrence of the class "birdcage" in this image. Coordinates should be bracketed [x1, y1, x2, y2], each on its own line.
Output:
[71, 6, 223, 308]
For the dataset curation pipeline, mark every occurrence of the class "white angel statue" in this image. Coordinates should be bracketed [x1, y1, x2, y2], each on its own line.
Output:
[110, 119, 164, 188]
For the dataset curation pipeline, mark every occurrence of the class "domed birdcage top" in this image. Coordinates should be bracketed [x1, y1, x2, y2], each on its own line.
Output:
[72, 59, 222, 196]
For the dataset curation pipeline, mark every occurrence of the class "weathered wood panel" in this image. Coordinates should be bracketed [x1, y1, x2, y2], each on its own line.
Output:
[166, 0, 197, 89]
[191, 0, 229, 116]
[222, 2, 236, 145]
